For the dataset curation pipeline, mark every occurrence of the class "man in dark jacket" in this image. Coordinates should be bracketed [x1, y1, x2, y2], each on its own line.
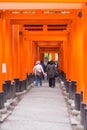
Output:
[47, 60, 56, 87]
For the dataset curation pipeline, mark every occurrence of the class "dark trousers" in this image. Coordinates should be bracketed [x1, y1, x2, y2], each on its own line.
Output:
[49, 77, 55, 87]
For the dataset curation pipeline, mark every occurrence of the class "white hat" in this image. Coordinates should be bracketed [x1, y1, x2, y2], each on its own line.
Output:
[36, 61, 40, 65]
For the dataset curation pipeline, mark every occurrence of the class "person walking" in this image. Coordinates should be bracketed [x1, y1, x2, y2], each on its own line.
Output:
[33, 61, 44, 87]
[47, 60, 56, 88]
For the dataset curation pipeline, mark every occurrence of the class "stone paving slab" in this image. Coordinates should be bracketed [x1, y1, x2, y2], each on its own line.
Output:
[0, 120, 72, 130]
[0, 81, 72, 130]
[0, 111, 11, 123]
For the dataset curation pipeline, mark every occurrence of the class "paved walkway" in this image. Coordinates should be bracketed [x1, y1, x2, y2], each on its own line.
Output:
[0, 80, 72, 130]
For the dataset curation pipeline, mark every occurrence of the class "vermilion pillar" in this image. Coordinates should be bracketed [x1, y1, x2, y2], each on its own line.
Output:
[24, 37, 30, 74]
[68, 21, 77, 80]
[19, 25, 26, 80]
[74, 11, 83, 92]
[34, 42, 37, 63]
[24, 39, 36, 74]
[62, 40, 68, 78]
[40, 53, 44, 61]
[58, 52, 61, 70]
[68, 20, 78, 81]
[83, 4, 87, 102]
[68, 11, 83, 92]
[5, 19, 13, 81]
[0, 18, 3, 91]
[31, 41, 36, 71]
[12, 24, 20, 78]
[1, 12, 13, 83]
[51, 52, 55, 61]
[28, 40, 34, 73]
[37, 46, 40, 61]
[60, 43, 63, 71]
[1, 14, 6, 83]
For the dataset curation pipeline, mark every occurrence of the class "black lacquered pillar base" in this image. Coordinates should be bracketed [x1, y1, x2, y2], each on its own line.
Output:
[75, 92, 83, 111]
[5, 80, 11, 99]
[80, 102, 86, 125]
[0, 92, 5, 109]
[14, 78, 20, 92]
[69, 81, 76, 100]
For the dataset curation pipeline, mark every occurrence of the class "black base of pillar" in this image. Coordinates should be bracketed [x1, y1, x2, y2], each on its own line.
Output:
[80, 102, 86, 125]
[5, 80, 11, 99]
[69, 81, 76, 100]
[14, 78, 20, 92]
[75, 92, 83, 111]
[0, 92, 5, 109]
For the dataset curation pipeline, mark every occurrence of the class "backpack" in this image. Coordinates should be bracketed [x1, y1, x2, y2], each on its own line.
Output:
[48, 65, 55, 78]
[36, 70, 42, 76]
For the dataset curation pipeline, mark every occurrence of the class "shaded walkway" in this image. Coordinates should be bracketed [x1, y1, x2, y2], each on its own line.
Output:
[0, 81, 72, 130]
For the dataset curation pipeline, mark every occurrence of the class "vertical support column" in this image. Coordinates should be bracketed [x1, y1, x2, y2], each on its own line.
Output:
[25, 40, 32, 74]
[65, 40, 69, 80]
[19, 25, 26, 80]
[75, 11, 83, 92]
[5, 19, 13, 80]
[68, 21, 77, 80]
[34, 41, 37, 63]
[1, 12, 13, 82]
[1, 12, 6, 83]
[40, 53, 44, 61]
[62, 40, 68, 77]
[68, 11, 83, 93]
[25, 40, 37, 74]
[12, 24, 20, 78]
[66, 39, 71, 80]
[29, 41, 34, 73]
[60, 43, 63, 71]
[37, 46, 40, 60]
[51, 52, 55, 61]
[28, 40, 33, 73]
[83, 4, 87, 102]
[67, 11, 83, 112]
[23, 35, 28, 76]
[67, 33, 72, 80]
[58, 52, 62, 70]
[24, 37, 30, 74]
[0, 16, 3, 91]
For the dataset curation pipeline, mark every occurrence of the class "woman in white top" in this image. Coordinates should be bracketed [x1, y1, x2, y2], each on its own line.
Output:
[33, 61, 44, 87]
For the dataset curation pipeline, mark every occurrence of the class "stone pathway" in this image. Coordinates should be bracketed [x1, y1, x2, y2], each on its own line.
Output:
[0, 81, 72, 130]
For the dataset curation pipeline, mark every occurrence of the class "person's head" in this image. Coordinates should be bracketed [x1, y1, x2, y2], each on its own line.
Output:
[50, 60, 54, 65]
[36, 60, 40, 65]
[47, 61, 50, 64]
